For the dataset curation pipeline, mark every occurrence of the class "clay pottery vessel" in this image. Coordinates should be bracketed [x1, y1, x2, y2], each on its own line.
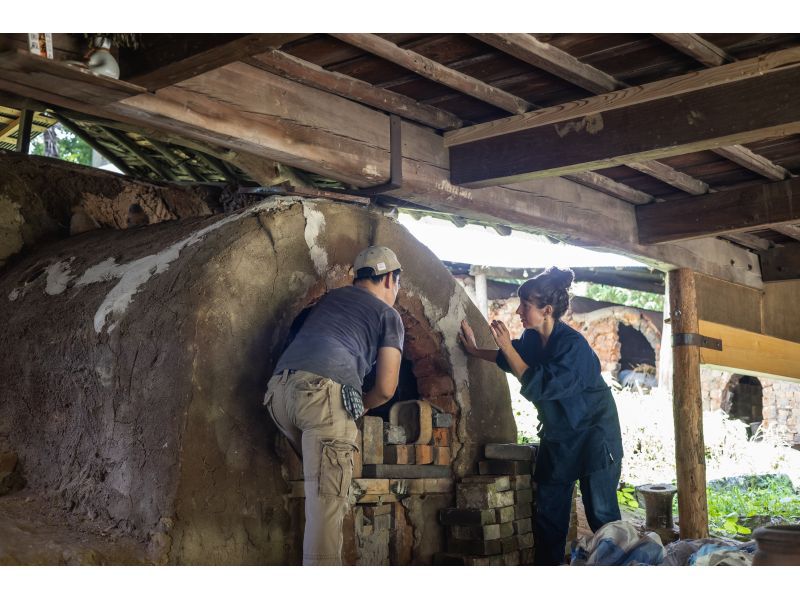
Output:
[752, 524, 800, 565]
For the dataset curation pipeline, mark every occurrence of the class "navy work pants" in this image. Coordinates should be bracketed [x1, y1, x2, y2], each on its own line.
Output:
[533, 461, 622, 565]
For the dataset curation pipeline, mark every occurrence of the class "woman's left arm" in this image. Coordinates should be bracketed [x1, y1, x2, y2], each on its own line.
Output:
[489, 320, 529, 380]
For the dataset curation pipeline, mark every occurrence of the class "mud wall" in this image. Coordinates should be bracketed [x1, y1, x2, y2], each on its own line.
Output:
[0, 153, 221, 268]
[0, 196, 514, 564]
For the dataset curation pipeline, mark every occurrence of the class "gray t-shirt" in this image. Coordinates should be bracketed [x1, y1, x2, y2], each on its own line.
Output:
[274, 285, 404, 390]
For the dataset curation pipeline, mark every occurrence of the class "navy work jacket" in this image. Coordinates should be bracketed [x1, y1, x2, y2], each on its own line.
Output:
[497, 320, 623, 484]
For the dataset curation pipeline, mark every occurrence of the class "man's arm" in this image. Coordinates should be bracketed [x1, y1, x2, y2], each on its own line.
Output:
[363, 346, 402, 410]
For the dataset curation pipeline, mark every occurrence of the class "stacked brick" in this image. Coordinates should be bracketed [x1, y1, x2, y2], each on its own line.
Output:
[434, 443, 537, 565]
[284, 399, 457, 564]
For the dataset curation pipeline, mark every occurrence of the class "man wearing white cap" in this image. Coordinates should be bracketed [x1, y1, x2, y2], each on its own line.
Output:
[264, 246, 404, 565]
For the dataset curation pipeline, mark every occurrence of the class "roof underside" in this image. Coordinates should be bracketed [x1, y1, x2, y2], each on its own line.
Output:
[1, 33, 799, 283]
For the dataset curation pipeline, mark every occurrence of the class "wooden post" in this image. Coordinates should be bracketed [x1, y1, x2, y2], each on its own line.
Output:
[668, 268, 709, 539]
[15, 109, 33, 153]
[657, 275, 673, 393]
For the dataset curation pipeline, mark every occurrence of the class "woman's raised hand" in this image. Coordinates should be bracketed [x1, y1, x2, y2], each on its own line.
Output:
[458, 319, 478, 355]
[490, 319, 513, 351]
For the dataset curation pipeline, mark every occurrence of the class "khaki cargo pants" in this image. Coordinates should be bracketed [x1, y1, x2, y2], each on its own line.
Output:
[264, 370, 358, 565]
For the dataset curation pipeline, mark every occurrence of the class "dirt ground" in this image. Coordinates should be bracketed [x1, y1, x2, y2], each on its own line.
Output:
[0, 489, 147, 565]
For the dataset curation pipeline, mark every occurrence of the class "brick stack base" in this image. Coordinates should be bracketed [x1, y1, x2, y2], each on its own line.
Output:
[433, 443, 537, 565]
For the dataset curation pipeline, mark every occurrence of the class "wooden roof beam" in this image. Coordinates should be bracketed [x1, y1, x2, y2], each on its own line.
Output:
[457, 34, 780, 198]
[121, 34, 309, 90]
[637, 177, 800, 244]
[246, 49, 462, 130]
[329, 33, 531, 115]
[448, 48, 800, 186]
[653, 33, 735, 67]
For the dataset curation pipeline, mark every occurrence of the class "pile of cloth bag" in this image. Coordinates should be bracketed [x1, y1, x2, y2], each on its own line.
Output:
[569, 521, 756, 565]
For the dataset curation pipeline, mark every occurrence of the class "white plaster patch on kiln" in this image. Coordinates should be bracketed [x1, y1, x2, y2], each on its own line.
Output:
[74, 198, 288, 334]
[45, 258, 76, 295]
[302, 202, 329, 276]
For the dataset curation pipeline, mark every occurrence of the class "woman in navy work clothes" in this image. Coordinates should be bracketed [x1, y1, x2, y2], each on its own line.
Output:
[459, 267, 623, 565]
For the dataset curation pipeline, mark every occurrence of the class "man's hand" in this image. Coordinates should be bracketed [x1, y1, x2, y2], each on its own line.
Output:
[489, 319, 513, 351]
[458, 319, 478, 355]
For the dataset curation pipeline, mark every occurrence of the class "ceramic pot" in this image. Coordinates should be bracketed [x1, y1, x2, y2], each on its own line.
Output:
[752, 524, 800, 565]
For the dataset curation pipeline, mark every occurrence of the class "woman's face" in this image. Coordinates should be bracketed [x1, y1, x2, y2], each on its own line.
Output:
[516, 296, 552, 330]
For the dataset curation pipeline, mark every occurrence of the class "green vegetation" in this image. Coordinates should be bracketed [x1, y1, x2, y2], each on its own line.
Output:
[706, 476, 800, 538]
[30, 125, 93, 165]
[577, 282, 664, 311]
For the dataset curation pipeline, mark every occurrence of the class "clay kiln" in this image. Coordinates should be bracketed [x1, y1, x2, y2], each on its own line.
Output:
[0, 194, 516, 564]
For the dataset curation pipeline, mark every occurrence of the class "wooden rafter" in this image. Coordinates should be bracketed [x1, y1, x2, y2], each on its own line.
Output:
[625, 160, 709, 195]
[469, 33, 623, 94]
[769, 224, 800, 242]
[246, 49, 462, 130]
[102, 127, 176, 181]
[329, 34, 531, 115]
[711, 144, 790, 181]
[653, 33, 734, 67]
[760, 244, 800, 282]
[637, 177, 800, 244]
[564, 171, 653, 205]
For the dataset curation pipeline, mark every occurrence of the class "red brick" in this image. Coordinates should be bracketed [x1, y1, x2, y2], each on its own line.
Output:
[415, 445, 433, 465]
[433, 446, 451, 466]
[432, 428, 450, 447]
[417, 376, 455, 397]
[385, 444, 415, 465]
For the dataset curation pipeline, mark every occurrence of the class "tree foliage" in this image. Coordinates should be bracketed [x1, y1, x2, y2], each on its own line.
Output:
[30, 124, 93, 165]
[578, 282, 664, 311]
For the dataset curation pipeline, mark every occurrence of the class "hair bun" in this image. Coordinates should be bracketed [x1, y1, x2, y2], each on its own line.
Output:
[544, 266, 574, 290]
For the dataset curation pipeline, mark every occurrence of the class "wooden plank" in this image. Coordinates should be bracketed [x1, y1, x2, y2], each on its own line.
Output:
[123, 34, 310, 90]
[449, 66, 800, 186]
[637, 177, 800, 244]
[763, 280, 800, 343]
[653, 34, 734, 67]
[694, 272, 763, 335]
[711, 145, 790, 181]
[330, 33, 530, 115]
[565, 171, 653, 205]
[627, 160, 709, 195]
[760, 243, 800, 282]
[0, 49, 146, 105]
[699, 320, 800, 382]
[246, 49, 462, 130]
[470, 33, 622, 94]
[444, 46, 800, 147]
[668, 269, 709, 540]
